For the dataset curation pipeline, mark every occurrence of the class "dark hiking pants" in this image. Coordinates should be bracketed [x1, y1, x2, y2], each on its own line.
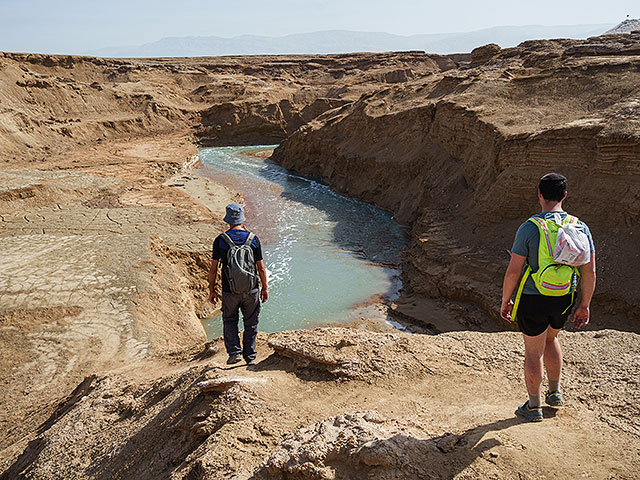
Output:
[221, 289, 260, 361]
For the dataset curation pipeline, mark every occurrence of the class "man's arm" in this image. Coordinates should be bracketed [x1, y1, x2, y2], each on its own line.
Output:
[501, 253, 526, 321]
[574, 253, 596, 329]
[209, 259, 219, 303]
[256, 259, 269, 302]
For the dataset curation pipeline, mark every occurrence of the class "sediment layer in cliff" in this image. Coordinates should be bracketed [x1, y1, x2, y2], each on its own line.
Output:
[272, 33, 640, 332]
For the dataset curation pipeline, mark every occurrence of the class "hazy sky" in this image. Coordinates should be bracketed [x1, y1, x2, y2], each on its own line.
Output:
[0, 0, 636, 54]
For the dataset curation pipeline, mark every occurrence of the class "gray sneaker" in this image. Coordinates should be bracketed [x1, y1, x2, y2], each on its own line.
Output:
[246, 358, 258, 366]
[545, 391, 564, 407]
[516, 401, 543, 422]
[226, 354, 242, 365]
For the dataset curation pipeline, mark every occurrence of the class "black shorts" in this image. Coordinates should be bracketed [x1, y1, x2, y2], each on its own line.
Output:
[516, 293, 574, 337]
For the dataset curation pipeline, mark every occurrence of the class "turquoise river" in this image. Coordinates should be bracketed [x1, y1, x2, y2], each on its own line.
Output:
[198, 146, 407, 338]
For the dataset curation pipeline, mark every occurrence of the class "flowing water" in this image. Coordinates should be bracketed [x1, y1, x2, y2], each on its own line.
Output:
[198, 146, 407, 338]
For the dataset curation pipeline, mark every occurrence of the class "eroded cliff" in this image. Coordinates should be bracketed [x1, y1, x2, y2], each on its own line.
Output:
[0, 51, 461, 164]
[272, 34, 640, 331]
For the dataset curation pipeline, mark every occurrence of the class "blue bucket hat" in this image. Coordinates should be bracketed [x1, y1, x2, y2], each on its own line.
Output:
[223, 203, 246, 225]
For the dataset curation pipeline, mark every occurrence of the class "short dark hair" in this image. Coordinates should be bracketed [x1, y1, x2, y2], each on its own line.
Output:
[538, 173, 567, 202]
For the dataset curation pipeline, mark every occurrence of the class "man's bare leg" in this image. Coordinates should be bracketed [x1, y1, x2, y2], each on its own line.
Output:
[523, 329, 548, 406]
[543, 326, 562, 391]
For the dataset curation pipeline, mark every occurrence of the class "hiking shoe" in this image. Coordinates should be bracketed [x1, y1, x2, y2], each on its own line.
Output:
[246, 358, 258, 366]
[226, 354, 242, 365]
[516, 401, 543, 422]
[545, 390, 564, 407]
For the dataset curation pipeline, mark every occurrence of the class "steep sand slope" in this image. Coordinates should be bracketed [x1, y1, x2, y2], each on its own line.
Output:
[272, 34, 640, 332]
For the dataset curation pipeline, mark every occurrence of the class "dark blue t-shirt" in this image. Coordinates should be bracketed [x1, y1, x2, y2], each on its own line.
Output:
[511, 211, 595, 295]
[213, 229, 263, 293]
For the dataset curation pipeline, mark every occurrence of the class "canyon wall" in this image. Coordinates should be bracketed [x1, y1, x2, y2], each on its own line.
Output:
[2, 39, 638, 331]
[272, 34, 640, 331]
[0, 51, 461, 163]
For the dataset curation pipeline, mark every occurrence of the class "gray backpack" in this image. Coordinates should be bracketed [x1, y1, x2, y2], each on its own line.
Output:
[221, 232, 259, 294]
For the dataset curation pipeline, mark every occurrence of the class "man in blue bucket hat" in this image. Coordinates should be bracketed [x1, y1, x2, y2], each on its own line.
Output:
[209, 203, 268, 365]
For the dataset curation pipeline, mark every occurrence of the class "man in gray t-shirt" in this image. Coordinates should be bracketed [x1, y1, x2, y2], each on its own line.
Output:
[501, 173, 596, 422]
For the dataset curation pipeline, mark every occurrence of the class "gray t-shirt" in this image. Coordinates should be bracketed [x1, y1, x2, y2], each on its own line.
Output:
[511, 211, 595, 295]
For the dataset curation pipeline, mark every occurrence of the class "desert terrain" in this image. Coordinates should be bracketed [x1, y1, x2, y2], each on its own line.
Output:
[0, 33, 639, 479]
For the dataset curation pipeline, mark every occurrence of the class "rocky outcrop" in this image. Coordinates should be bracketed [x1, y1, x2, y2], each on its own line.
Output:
[605, 18, 640, 35]
[272, 34, 640, 331]
[470, 43, 501, 65]
[258, 411, 505, 480]
[259, 411, 422, 479]
[268, 328, 435, 380]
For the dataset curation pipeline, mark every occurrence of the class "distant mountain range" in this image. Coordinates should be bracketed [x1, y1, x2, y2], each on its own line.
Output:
[86, 24, 615, 58]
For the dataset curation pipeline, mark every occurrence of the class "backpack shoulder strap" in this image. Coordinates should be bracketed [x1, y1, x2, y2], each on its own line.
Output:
[243, 232, 255, 247]
[220, 232, 236, 249]
[528, 216, 553, 256]
[527, 215, 546, 229]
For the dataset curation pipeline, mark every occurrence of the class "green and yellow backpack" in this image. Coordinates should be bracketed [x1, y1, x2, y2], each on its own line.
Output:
[512, 214, 589, 319]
